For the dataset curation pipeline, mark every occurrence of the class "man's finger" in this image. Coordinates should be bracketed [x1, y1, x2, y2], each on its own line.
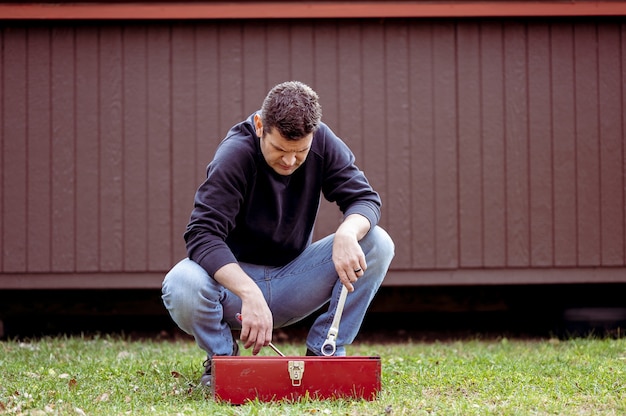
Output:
[239, 324, 250, 343]
[243, 327, 258, 350]
[340, 274, 355, 292]
[252, 333, 269, 355]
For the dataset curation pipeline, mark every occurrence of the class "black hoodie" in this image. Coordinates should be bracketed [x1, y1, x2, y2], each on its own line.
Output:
[184, 112, 381, 277]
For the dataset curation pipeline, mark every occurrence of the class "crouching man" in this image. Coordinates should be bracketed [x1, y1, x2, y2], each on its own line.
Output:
[162, 81, 394, 386]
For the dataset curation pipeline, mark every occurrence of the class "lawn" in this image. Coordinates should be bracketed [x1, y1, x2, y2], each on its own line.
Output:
[1, 334, 625, 415]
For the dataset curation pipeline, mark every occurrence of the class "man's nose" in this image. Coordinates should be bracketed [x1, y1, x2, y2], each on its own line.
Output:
[283, 152, 297, 165]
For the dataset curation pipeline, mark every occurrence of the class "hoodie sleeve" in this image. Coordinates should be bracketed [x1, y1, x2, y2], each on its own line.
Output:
[184, 122, 256, 277]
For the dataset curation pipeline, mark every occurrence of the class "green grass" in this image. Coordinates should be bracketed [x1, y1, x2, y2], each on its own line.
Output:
[1, 334, 625, 415]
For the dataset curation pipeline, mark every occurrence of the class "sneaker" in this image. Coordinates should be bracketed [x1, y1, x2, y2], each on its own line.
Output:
[306, 348, 318, 356]
[200, 338, 240, 387]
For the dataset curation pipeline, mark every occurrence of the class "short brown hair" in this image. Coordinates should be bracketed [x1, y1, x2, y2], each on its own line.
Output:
[260, 81, 322, 140]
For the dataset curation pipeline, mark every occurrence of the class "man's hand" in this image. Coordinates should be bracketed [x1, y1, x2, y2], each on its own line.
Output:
[333, 214, 371, 292]
[213, 263, 273, 355]
[239, 294, 274, 355]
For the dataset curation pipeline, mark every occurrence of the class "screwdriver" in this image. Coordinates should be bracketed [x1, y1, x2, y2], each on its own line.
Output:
[235, 313, 285, 357]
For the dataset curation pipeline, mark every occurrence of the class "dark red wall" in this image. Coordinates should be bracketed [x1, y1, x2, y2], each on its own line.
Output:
[1, 18, 625, 288]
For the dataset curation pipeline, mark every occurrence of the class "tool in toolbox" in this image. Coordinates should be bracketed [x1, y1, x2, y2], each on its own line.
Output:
[212, 284, 381, 404]
[235, 313, 285, 357]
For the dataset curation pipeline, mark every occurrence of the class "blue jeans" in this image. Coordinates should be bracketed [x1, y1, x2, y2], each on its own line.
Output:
[161, 226, 394, 357]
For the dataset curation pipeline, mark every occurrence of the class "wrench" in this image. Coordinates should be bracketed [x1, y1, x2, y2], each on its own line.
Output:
[235, 313, 285, 357]
[321, 285, 349, 356]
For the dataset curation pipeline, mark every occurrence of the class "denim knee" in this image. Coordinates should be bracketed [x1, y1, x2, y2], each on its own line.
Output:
[162, 258, 215, 335]
[364, 226, 395, 267]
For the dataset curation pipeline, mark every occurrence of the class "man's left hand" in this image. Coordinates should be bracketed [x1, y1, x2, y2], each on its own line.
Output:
[332, 214, 370, 292]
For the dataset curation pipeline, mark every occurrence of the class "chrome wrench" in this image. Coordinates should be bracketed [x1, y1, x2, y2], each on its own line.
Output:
[321, 285, 349, 356]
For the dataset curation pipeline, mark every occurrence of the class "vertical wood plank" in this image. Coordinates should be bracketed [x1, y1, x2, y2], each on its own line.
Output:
[196, 24, 221, 176]
[99, 25, 124, 271]
[75, 26, 100, 271]
[146, 24, 173, 269]
[409, 22, 436, 269]
[433, 22, 458, 269]
[2, 27, 27, 272]
[362, 21, 389, 238]
[457, 22, 483, 268]
[332, 20, 362, 237]
[218, 22, 244, 134]
[574, 23, 601, 266]
[338, 21, 362, 155]
[314, 21, 341, 239]
[172, 23, 197, 269]
[27, 27, 52, 272]
[51, 26, 76, 272]
[623, 22, 626, 265]
[123, 24, 148, 270]
[0, 28, 3, 272]
[290, 21, 315, 88]
[598, 23, 624, 265]
[385, 22, 412, 269]
[528, 23, 553, 266]
[267, 21, 291, 88]
[314, 21, 339, 131]
[551, 23, 577, 266]
[503, 22, 530, 267]
[241, 21, 268, 115]
[191, 23, 221, 262]
[480, 21, 507, 267]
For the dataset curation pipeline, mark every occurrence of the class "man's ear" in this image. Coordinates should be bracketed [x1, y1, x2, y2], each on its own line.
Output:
[254, 114, 263, 137]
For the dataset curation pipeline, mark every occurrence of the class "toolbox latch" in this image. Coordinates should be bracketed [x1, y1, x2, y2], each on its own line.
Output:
[288, 360, 305, 386]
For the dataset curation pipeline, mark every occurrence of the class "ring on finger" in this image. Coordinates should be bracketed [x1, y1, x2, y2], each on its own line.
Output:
[354, 268, 362, 273]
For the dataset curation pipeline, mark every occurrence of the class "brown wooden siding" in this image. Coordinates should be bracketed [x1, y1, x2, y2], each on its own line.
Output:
[1, 18, 625, 287]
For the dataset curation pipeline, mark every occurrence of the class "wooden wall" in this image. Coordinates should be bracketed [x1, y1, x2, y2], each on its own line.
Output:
[1, 17, 625, 288]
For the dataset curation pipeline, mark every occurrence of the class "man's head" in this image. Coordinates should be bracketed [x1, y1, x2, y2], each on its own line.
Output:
[255, 81, 322, 176]
[259, 81, 322, 140]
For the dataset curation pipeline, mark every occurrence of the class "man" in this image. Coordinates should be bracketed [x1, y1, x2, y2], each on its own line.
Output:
[162, 81, 394, 386]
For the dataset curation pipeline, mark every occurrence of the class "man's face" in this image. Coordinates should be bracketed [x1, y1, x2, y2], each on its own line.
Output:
[255, 114, 313, 176]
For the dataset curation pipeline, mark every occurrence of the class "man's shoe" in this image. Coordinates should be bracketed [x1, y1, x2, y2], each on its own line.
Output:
[305, 348, 318, 356]
[200, 339, 240, 387]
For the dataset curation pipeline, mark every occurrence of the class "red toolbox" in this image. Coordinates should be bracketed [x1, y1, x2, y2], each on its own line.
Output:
[211, 355, 381, 404]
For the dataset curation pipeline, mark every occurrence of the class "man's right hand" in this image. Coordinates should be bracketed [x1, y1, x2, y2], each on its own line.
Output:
[239, 295, 274, 355]
[213, 262, 273, 355]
